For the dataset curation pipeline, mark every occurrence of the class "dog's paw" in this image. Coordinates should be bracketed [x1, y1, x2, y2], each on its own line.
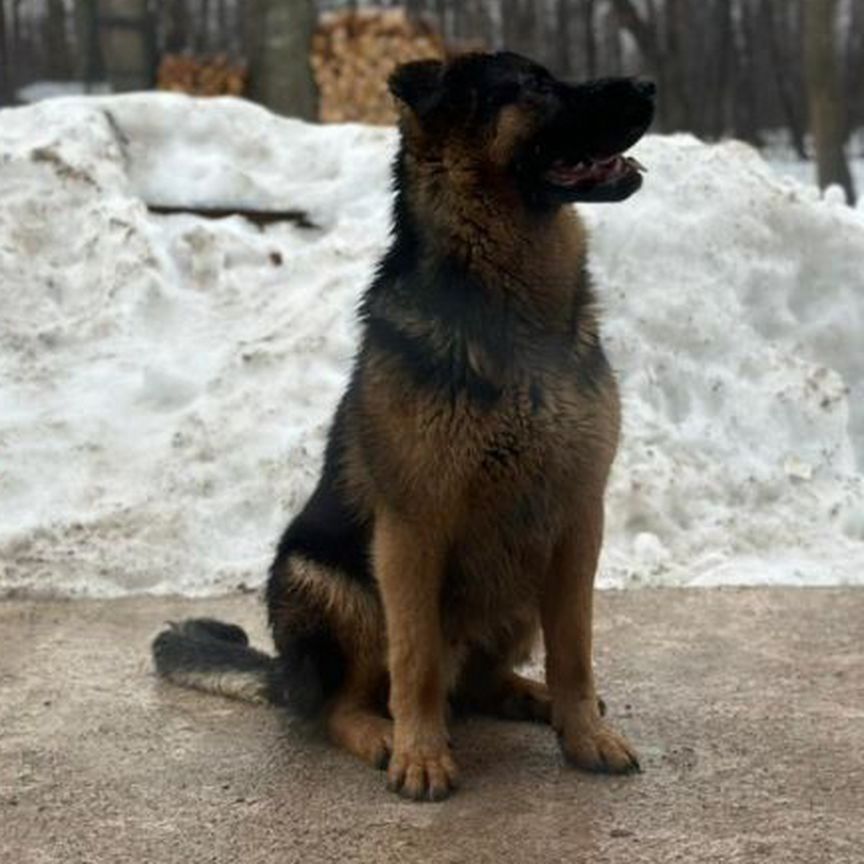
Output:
[488, 673, 552, 723]
[327, 710, 393, 770]
[386, 742, 459, 801]
[560, 722, 640, 774]
[352, 715, 394, 770]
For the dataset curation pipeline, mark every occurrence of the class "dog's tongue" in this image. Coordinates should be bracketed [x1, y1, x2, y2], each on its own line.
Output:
[547, 155, 645, 187]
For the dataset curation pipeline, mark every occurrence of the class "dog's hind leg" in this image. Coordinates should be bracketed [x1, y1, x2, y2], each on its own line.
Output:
[456, 664, 608, 723]
[455, 646, 551, 723]
[455, 620, 609, 723]
[327, 701, 394, 770]
[325, 653, 393, 769]
[459, 667, 552, 723]
[489, 672, 552, 722]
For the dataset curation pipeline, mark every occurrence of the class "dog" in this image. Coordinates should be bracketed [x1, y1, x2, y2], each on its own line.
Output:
[153, 50, 655, 801]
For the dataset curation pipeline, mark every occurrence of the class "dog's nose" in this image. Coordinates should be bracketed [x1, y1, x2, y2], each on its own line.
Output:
[635, 79, 656, 99]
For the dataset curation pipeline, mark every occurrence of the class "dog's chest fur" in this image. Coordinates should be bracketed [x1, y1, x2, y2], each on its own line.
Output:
[360, 340, 618, 527]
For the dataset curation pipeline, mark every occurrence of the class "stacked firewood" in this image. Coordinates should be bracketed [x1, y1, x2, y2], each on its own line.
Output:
[157, 54, 248, 97]
[312, 8, 445, 124]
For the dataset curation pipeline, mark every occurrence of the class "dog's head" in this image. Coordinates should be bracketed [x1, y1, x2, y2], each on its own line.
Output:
[390, 51, 655, 208]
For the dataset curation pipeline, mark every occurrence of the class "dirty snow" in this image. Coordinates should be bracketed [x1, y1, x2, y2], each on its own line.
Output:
[1, 93, 862, 597]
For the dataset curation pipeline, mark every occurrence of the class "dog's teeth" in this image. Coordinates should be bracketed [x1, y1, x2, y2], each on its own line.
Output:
[630, 156, 647, 172]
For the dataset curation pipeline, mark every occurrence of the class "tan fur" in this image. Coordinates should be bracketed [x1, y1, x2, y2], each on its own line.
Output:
[288, 555, 383, 660]
[277, 77, 638, 799]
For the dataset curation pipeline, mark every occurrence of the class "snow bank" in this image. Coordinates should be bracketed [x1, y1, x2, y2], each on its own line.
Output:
[766, 150, 864, 212]
[1, 93, 862, 597]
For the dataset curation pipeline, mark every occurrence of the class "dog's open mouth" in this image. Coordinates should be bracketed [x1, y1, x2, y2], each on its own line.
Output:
[544, 154, 646, 192]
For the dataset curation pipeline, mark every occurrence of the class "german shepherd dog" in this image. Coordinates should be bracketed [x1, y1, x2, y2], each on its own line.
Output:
[153, 51, 655, 801]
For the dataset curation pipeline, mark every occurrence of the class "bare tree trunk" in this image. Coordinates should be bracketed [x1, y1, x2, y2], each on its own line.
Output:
[242, 0, 258, 64]
[554, 0, 572, 76]
[487, 0, 505, 49]
[600, 2, 623, 76]
[165, 0, 191, 52]
[730, 0, 763, 146]
[804, 0, 856, 203]
[250, 0, 318, 120]
[502, 0, 539, 58]
[217, 0, 229, 51]
[434, 0, 450, 43]
[196, 0, 210, 52]
[662, 0, 693, 131]
[12, 0, 20, 46]
[0, 0, 11, 105]
[584, 0, 597, 78]
[846, 0, 864, 134]
[762, 0, 807, 158]
[7, 0, 20, 98]
[74, 0, 105, 89]
[610, 0, 681, 129]
[99, 0, 156, 91]
[705, 0, 732, 138]
[44, 0, 73, 79]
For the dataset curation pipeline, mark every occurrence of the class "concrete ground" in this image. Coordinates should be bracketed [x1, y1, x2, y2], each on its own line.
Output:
[1, 589, 862, 864]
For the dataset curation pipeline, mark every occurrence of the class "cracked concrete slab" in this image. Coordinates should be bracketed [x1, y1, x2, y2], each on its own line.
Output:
[1, 588, 862, 863]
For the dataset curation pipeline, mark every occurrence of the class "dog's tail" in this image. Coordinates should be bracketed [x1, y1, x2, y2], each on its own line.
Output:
[152, 618, 285, 706]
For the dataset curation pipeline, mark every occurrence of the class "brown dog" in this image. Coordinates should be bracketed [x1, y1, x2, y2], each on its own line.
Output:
[153, 51, 655, 801]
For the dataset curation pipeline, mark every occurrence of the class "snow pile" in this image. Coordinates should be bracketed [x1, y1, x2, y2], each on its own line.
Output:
[587, 138, 864, 585]
[1, 93, 862, 597]
[766, 149, 864, 212]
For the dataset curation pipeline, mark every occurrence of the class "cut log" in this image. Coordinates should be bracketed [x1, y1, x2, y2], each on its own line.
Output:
[154, 9, 452, 126]
[157, 53, 248, 97]
[312, 8, 446, 125]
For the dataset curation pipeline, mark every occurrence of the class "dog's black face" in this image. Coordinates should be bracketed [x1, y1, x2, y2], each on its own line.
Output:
[389, 52, 655, 207]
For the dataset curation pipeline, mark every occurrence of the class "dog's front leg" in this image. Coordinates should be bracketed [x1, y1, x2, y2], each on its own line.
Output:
[373, 509, 458, 800]
[541, 498, 640, 774]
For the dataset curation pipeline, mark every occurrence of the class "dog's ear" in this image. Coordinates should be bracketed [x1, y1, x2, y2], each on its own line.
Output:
[388, 59, 444, 119]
